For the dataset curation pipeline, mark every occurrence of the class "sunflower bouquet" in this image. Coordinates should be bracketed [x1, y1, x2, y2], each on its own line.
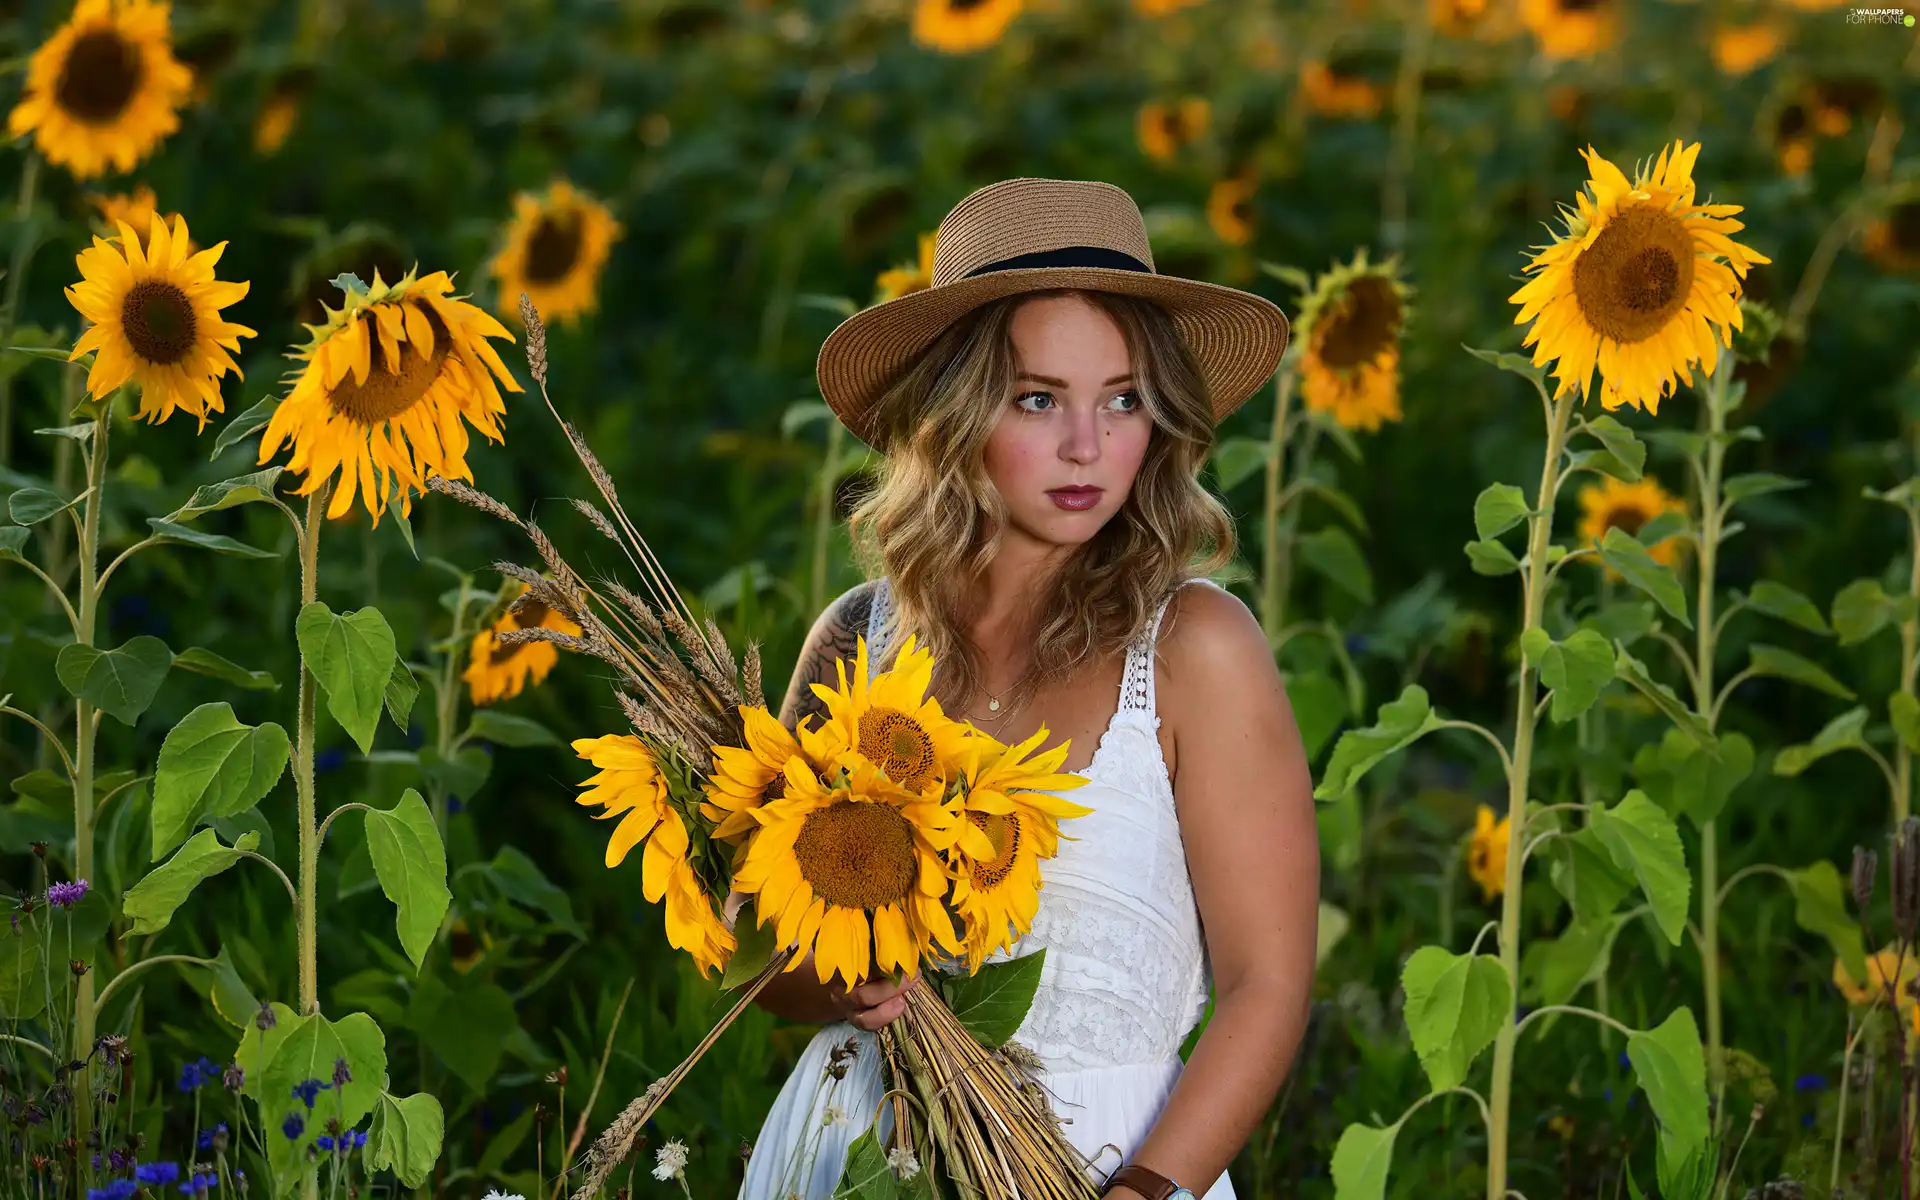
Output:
[429, 295, 1104, 1200]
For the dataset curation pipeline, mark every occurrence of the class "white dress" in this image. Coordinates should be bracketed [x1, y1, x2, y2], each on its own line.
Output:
[738, 576, 1236, 1200]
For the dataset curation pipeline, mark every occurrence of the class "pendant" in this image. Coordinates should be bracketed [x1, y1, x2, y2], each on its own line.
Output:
[988, 699, 1000, 712]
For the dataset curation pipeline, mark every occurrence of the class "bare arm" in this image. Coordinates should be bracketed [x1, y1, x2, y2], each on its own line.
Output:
[1110, 584, 1320, 1198]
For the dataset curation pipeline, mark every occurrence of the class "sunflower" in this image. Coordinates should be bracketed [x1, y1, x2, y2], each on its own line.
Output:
[253, 70, 312, 155]
[1711, 22, 1780, 76]
[65, 213, 254, 430]
[1295, 251, 1412, 434]
[488, 180, 624, 328]
[944, 727, 1092, 971]
[573, 734, 737, 977]
[804, 630, 977, 800]
[1864, 201, 1920, 274]
[1300, 61, 1383, 120]
[8, 0, 194, 180]
[703, 703, 817, 842]
[1135, 0, 1207, 14]
[875, 231, 936, 306]
[1208, 173, 1256, 247]
[447, 917, 493, 973]
[1519, 0, 1620, 60]
[85, 185, 194, 255]
[1431, 0, 1517, 40]
[256, 268, 522, 525]
[1509, 141, 1771, 416]
[1834, 946, 1920, 1035]
[1466, 804, 1510, 901]
[463, 583, 583, 706]
[911, 0, 1023, 53]
[1578, 475, 1687, 572]
[1770, 101, 1814, 177]
[732, 750, 965, 988]
[1136, 98, 1210, 163]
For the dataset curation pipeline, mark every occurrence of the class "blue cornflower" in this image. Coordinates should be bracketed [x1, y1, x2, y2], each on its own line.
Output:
[315, 1136, 334, 1152]
[87, 1180, 137, 1200]
[346, 1129, 366, 1149]
[46, 880, 89, 909]
[175, 1170, 218, 1195]
[1616, 1051, 1631, 1069]
[1795, 1073, 1829, 1091]
[176, 1056, 218, 1093]
[196, 1122, 228, 1150]
[134, 1162, 181, 1186]
[281, 1113, 304, 1141]
[290, 1078, 331, 1109]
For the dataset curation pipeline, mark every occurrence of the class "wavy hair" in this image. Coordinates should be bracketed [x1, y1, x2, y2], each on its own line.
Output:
[844, 287, 1238, 721]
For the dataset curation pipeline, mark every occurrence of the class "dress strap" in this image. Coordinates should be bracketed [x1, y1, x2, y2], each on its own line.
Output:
[1123, 577, 1229, 715]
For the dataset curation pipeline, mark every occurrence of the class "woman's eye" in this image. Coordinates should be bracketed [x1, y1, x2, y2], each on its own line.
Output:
[1015, 391, 1054, 412]
[1111, 390, 1142, 411]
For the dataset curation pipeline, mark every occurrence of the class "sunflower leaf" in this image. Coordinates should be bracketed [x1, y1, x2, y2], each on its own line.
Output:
[1791, 860, 1868, 984]
[296, 602, 398, 754]
[384, 661, 419, 732]
[0, 526, 29, 560]
[1579, 415, 1647, 479]
[1635, 510, 1689, 550]
[720, 907, 777, 991]
[1631, 728, 1751, 828]
[385, 493, 418, 560]
[1892, 693, 1920, 754]
[1548, 828, 1636, 923]
[1315, 685, 1440, 801]
[146, 518, 279, 560]
[209, 395, 280, 462]
[1472, 483, 1530, 541]
[1739, 581, 1830, 635]
[1539, 629, 1616, 723]
[1627, 1008, 1710, 1167]
[9, 486, 81, 526]
[1612, 643, 1710, 747]
[1831, 578, 1904, 646]
[1462, 343, 1547, 386]
[172, 646, 280, 691]
[363, 789, 450, 971]
[465, 710, 560, 748]
[941, 949, 1045, 1048]
[1330, 1120, 1402, 1200]
[1773, 706, 1870, 778]
[1520, 916, 1623, 1006]
[150, 703, 291, 861]
[1567, 447, 1642, 483]
[123, 827, 261, 937]
[56, 637, 173, 726]
[1299, 527, 1373, 605]
[1399, 945, 1508, 1092]
[1591, 790, 1690, 945]
[1642, 429, 1707, 460]
[1464, 538, 1520, 576]
[1722, 472, 1804, 506]
[32, 423, 93, 446]
[366, 1091, 444, 1190]
[1745, 643, 1855, 701]
[1598, 528, 1690, 626]
[165, 467, 287, 523]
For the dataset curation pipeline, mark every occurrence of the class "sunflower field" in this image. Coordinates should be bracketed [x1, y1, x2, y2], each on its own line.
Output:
[0, 0, 1916, 1196]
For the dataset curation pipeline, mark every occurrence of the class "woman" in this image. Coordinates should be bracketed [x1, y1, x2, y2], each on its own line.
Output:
[732, 178, 1319, 1200]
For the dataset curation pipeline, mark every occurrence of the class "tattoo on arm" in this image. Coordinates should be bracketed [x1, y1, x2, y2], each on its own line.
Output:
[778, 584, 876, 733]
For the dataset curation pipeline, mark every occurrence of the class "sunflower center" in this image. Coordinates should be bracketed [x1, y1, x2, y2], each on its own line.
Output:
[1315, 276, 1402, 370]
[525, 214, 584, 284]
[1601, 506, 1647, 536]
[1558, 0, 1606, 11]
[326, 305, 453, 426]
[57, 30, 144, 124]
[858, 707, 937, 792]
[947, 0, 991, 9]
[967, 811, 1022, 890]
[120, 280, 197, 366]
[1571, 204, 1697, 346]
[793, 801, 917, 910]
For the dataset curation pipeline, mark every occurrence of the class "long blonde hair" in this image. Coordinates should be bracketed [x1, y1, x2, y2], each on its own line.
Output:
[845, 287, 1237, 719]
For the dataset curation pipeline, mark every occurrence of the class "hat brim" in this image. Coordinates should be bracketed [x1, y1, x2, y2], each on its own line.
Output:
[816, 266, 1291, 448]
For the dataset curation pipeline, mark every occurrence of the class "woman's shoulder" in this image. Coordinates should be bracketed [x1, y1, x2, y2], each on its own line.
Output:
[1154, 577, 1270, 683]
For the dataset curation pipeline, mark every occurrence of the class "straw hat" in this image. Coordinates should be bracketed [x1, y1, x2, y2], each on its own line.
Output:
[816, 177, 1291, 449]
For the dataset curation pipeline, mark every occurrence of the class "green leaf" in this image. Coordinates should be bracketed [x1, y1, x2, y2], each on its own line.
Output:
[171, 646, 280, 691]
[146, 518, 278, 560]
[1832, 578, 1901, 646]
[1548, 828, 1637, 923]
[941, 950, 1046, 1048]
[1284, 670, 1348, 764]
[1330, 1121, 1401, 1200]
[1463, 343, 1546, 385]
[122, 827, 260, 936]
[1893, 693, 1920, 755]
[260, 1010, 387, 1189]
[1627, 1008, 1710, 1167]
[297, 602, 398, 754]
[420, 744, 490, 800]
[1464, 538, 1520, 576]
[408, 974, 516, 1093]
[383, 661, 418, 732]
[1567, 447, 1643, 483]
[483, 845, 584, 939]
[1399, 945, 1508, 1092]
[1635, 510, 1689, 551]
[1643, 428, 1708, 461]
[56, 636, 172, 725]
[151, 703, 290, 859]
[1585, 599, 1657, 646]
[1210, 437, 1268, 492]
[1632, 729, 1754, 827]
[1522, 917, 1622, 1006]
[367, 1091, 444, 1189]
[1314, 685, 1441, 801]
[0, 916, 45, 1021]
[210, 394, 280, 461]
[466, 710, 560, 748]
[182, 945, 260, 1030]
[1722, 472, 1804, 506]
[9, 486, 79, 525]
[364, 789, 451, 971]
[1742, 581, 1830, 636]
[1581, 415, 1647, 480]
[0, 526, 27, 559]
[385, 493, 418, 560]
[721, 906, 777, 990]
[1774, 707, 1871, 777]
[1745, 643, 1854, 701]
[1473, 483, 1529, 541]
[833, 1122, 934, 1200]
[1591, 791, 1690, 946]
[1613, 643, 1711, 747]
[1299, 527, 1374, 605]
[1539, 629, 1616, 723]
[1792, 861, 1869, 984]
[1599, 528, 1690, 627]
[165, 467, 286, 522]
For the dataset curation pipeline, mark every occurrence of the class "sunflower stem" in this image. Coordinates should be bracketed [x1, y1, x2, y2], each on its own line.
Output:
[68, 403, 107, 1169]
[295, 483, 330, 1021]
[1693, 347, 1733, 1130]
[1259, 362, 1300, 644]
[1896, 411, 1920, 825]
[1485, 381, 1577, 1200]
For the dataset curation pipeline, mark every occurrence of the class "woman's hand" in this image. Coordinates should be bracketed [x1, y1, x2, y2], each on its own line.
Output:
[827, 970, 919, 1031]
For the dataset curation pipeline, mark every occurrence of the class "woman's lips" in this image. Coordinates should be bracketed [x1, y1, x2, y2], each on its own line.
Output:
[1046, 487, 1103, 511]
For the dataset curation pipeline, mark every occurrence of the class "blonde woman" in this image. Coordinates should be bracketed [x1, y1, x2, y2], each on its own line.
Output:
[733, 178, 1320, 1200]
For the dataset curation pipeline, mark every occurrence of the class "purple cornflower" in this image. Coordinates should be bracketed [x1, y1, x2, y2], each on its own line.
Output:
[176, 1057, 218, 1093]
[134, 1162, 181, 1186]
[289, 1078, 330, 1110]
[176, 1170, 218, 1195]
[108, 1148, 133, 1171]
[87, 1181, 136, 1200]
[331, 1058, 350, 1087]
[46, 880, 89, 909]
[196, 1123, 227, 1151]
[280, 1113, 303, 1141]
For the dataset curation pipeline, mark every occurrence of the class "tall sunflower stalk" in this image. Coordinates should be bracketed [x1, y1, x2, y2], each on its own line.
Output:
[436, 296, 1103, 1200]
[1319, 141, 1765, 1199]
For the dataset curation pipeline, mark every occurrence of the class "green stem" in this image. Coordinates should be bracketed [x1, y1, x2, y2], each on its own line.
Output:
[295, 484, 329, 1017]
[1898, 420, 1920, 821]
[1694, 348, 1731, 1124]
[1262, 365, 1306, 641]
[0, 152, 41, 470]
[70, 406, 107, 1159]
[92, 953, 218, 1014]
[1484, 383, 1577, 1200]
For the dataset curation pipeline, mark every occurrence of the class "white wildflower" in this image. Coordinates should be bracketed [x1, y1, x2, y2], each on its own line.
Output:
[822, 1104, 848, 1128]
[481, 1192, 526, 1200]
[652, 1138, 690, 1182]
[886, 1147, 921, 1180]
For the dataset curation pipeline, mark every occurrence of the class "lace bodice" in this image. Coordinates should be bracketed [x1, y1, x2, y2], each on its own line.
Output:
[864, 576, 1220, 1071]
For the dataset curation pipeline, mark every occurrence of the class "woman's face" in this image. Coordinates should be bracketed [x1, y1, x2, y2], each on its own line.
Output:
[983, 293, 1153, 558]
